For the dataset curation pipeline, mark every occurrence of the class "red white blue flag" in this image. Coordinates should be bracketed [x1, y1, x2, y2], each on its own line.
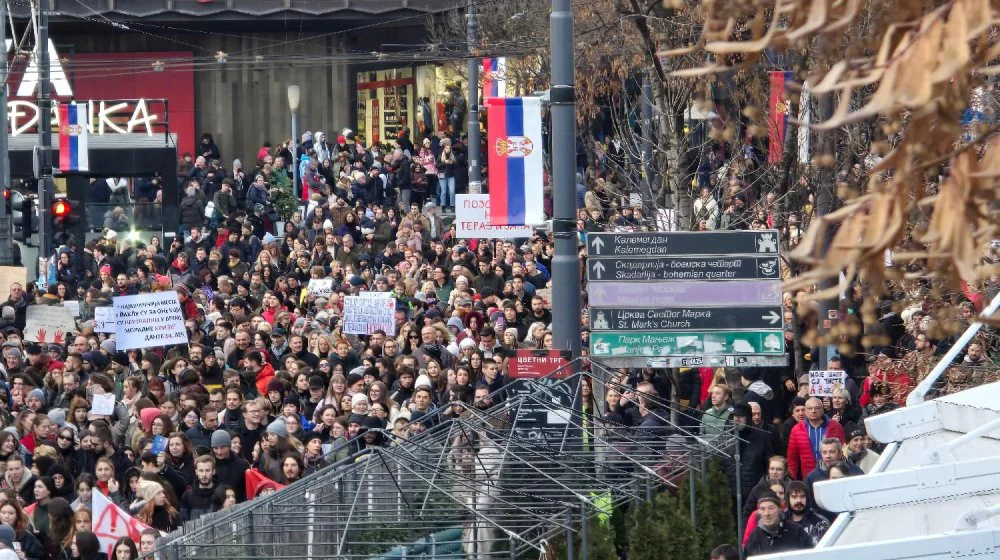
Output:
[486, 96, 544, 226]
[58, 102, 89, 172]
[482, 57, 506, 99]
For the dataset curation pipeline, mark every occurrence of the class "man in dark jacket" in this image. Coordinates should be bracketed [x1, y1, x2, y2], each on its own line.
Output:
[727, 401, 773, 510]
[179, 185, 206, 233]
[184, 405, 220, 451]
[744, 492, 813, 556]
[804, 438, 863, 519]
[180, 455, 217, 522]
[787, 480, 830, 545]
[211, 430, 250, 502]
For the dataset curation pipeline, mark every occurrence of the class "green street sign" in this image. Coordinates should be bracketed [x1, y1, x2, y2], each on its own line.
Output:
[589, 330, 785, 357]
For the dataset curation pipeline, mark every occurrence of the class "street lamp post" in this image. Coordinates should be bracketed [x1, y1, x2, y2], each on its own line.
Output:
[287, 85, 301, 209]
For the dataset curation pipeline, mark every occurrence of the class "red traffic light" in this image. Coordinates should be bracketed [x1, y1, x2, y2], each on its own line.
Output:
[52, 200, 70, 217]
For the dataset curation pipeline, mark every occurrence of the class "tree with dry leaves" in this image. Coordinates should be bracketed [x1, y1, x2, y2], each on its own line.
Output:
[661, 0, 999, 350]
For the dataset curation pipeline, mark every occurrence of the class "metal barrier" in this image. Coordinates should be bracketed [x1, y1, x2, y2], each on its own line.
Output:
[155, 360, 742, 559]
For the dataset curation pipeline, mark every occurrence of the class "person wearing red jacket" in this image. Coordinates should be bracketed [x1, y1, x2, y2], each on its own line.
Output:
[247, 351, 276, 396]
[786, 397, 846, 480]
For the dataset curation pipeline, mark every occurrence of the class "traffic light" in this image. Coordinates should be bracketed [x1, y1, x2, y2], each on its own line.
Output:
[12, 191, 34, 243]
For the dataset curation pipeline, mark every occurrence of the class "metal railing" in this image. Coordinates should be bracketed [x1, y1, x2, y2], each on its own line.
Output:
[155, 361, 742, 559]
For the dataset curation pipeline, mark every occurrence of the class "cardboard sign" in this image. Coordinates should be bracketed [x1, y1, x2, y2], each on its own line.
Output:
[90, 393, 116, 416]
[307, 278, 334, 297]
[24, 305, 77, 343]
[342, 292, 396, 336]
[809, 370, 847, 397]
[113, 291, 188, 350]
[62, 300, 80, 317]
[93, 307, 117, 333]
[0, 267, 27, 295]
[455, 194, 535, 239]
[510, 349, 573, 379]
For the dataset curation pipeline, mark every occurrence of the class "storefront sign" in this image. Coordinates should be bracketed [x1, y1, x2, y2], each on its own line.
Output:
[5, 40, 195, 153]
[510, 350, 572, 379]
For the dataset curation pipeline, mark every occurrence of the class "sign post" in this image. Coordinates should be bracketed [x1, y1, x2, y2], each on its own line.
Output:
[587, 230, 787, 368]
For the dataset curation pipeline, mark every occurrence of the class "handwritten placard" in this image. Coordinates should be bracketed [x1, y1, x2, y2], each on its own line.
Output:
[809, 370, 847, 398]
[113, 291, 188, 351]
[342, 292, 396, 335]
[94, 307, 117, 333]
[24, 305, 77, 343]
[307, 278, 334, 297]
[90, 393, 116, 416]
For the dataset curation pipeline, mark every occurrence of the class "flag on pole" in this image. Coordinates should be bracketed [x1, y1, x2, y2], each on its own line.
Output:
[482, 58, 507, 99]
[58, 102, 90, 172]
[92, 490, 154, 557]
[486, 97, 544, 226]
[768, 71, 793, 164]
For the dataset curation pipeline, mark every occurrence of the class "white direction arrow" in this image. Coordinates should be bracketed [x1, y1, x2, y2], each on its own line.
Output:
[591, 261, 606, 279]
[590, 236, 605, 255]
[763, 310, 781, 325]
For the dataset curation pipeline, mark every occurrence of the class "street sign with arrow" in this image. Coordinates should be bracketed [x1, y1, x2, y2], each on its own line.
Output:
[589, 306, 784, 331]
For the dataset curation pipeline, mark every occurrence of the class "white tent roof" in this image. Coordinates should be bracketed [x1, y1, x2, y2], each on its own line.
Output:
[751, 381, 1000, 559]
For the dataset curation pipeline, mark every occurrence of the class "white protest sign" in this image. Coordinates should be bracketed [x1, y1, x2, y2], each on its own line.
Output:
[62, 300, 80, 317]
[308, 278, 334, 297]
[90, 393, 115, 416]
[808, 370, 847, 397]
[24, 305, 77, 343]
[94, 307, 117, 333]
[342, 292, 396, 335]
[455, 194, 536, 239]
[113, 291, 189, 351]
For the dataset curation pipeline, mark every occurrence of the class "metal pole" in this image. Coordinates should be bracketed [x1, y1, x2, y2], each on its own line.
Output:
[735, 435, 744, 560]
[640, 75, 656, 221]
[466, 0, 482, 194]
[36, 0, 52, 259]
[580, 503, 589, 560]
[551, 0, 582, 359]
[689, 453, 697, 525]
[291, 110, 299, 204]
[815, 57, 836, 368]
[565, 508, 575, 560]
[0, 0, 12, 266]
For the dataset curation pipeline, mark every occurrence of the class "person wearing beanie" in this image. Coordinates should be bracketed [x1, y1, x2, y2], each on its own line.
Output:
[744, 490, 812, 555]
[350, 393, 369, 415]
[24, 388, 46, 412]
[0, 524, 18, 560]
[136, 480, 179, 532]
[210, 429, 249, 503]
[741, 369, 776, 425]
[261, 419, 291, 481]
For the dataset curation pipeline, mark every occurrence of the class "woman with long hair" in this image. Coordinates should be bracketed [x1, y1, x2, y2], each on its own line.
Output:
[210, 485, 237, 513]
[66, 508, 93, 556]
[0, 493, 44, 559]
[11, 410, 36, 439]
[0, 432, 23, 464]
[111, 537, 138, 560]
[366, 381, 397, 417]
[47, 497, 74, 559]
[318, 374, 348, 415]
[165, 433, 195, 487]
[135, 481, 179, 532]
[68, 397, 90, 432]
[70, 531, 103, 560]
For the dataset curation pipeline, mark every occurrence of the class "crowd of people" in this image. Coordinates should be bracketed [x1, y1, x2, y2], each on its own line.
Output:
[0, 118, 993, 560]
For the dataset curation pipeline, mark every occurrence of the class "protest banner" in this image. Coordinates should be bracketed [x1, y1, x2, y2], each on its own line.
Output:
[808, 370, 847, 397]
[308, 278, 334, 297]
[342, 292, 396, 335]
[455, 194, 535, 239]
[94, 307, 116, 333]
[62, 300, 80, 317]
[24, 305, 77, 343]
[113, 291, 188, 350]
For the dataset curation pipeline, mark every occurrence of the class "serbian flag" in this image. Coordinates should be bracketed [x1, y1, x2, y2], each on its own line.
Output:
[486, 97, 544, 226]
[482, 58, 506, 99]
[58, 102, 90, 172]
[92, 490, 155, 557]
[768, 71, 793, 164]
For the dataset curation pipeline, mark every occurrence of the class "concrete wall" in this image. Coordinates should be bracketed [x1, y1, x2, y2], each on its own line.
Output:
[54, 32, 352, 166]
